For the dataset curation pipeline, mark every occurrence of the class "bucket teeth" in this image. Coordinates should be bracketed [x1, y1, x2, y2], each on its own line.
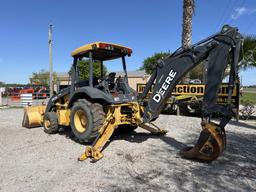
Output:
[180, 121, 226, 162]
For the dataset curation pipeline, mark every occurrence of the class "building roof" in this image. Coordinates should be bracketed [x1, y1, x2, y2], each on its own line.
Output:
[56, 72, 70, 78]
[56, 70, 148, 80]
[115, 70, 148, 77]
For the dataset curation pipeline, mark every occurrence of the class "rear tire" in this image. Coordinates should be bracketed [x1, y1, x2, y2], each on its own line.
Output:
[70, 100, 105, 143]
[43, 112, 59, 134]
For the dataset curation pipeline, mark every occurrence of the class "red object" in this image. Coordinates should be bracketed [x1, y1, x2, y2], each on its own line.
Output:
[98, 43, 132, 55]
[20, 88, 34, 94]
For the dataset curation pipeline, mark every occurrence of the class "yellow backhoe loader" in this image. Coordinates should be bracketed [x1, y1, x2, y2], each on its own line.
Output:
[23, 25, 242, 162]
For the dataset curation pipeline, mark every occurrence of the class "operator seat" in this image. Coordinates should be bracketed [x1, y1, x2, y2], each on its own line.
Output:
[116, 76, 130, 94]
[75, 77, 99, 87]
[106, 72, 116, 91]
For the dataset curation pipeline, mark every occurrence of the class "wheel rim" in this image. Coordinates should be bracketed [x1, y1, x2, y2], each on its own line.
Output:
[44, 119, 51, 129]
[74, 109, 88, 133]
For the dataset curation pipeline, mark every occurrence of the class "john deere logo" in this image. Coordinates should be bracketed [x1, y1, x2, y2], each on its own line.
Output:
[153, 69, 177, 103]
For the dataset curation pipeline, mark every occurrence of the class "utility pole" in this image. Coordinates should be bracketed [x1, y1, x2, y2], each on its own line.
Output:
[49, 23, 53, 97]
[0, 88, 2, 106]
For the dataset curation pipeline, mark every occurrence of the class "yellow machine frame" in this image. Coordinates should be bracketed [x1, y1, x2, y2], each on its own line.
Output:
[77, 102, 167, 161]
[22, 105, 46, 128]
[23, 102, 167, 162]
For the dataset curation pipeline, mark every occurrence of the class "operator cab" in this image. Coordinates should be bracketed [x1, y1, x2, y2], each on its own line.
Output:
[70, 42, 137, 103]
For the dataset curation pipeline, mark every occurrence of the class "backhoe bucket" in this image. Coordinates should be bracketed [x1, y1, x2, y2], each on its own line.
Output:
[180, 121, 226, 162]
[22, 105, 46, 128]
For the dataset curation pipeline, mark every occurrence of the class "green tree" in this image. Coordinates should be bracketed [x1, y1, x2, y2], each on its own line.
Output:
[239, 35, 256, 70]
[140, 51, 204, 81]
[223, 35, 256, 78]
[140, 52, 171, 74]
[189, 63, 204, 80]
[76, 59, 107, 80]
[30, 69, 57, 85]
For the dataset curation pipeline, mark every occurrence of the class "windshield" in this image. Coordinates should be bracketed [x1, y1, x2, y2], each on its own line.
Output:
[76, 57, 127, 81]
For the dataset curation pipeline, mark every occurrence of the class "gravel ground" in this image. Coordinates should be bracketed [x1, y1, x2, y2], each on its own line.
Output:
[0, 109, 255, 192]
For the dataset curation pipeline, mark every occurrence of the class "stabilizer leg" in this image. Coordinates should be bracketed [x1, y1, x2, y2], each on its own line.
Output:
[139, 123, 168, 135]
[180, 120, 226, 162]
[78, 113, 116, 162]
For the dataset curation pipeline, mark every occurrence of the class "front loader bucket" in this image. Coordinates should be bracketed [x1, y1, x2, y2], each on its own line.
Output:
[180, 121, 226, 162]
[22, 105, 46, 128]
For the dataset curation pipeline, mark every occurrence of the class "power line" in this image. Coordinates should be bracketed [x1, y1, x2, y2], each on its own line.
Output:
[218, 0, 243, 29]
[218, 0, 236, 29]
[216, 0, 231, 30]
[229, 0, 246, 26]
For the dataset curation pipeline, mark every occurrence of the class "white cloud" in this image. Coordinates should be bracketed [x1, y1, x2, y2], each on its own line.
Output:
[231, 7, 256, 19]
[248, 8, 256, 15]
[231, 7, 247, 19]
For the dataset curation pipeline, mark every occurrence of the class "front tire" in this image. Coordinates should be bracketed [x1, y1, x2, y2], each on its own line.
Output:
[70, 100, 105, 143]
[43, 112, 59, 134]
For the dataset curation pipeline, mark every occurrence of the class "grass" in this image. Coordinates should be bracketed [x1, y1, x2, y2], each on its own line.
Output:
[243, 87, 256, 92]
[240, 92, 256, 105]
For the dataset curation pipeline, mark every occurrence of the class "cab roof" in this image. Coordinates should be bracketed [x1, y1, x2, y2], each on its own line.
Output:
[71, 42, 133, 61]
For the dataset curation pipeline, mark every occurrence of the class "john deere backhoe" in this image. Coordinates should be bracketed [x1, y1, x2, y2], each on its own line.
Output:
[23, 25, 242, 162]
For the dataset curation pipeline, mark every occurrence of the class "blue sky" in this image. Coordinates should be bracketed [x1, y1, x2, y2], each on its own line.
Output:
[0, 0, 255, 85]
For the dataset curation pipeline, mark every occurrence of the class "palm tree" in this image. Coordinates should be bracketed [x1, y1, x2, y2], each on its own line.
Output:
[182, 0, 195, 82]
[182, 0, 195, 50]
[239, 35, 256, 70]
[223, 36, 256, 78]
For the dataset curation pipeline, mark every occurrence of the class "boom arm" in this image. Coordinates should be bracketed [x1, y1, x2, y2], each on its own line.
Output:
[140, 25, 242, 162]
[141, 25, 242, 123]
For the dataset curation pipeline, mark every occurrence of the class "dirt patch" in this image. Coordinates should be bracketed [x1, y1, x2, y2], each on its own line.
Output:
[0, 109, 255, 192]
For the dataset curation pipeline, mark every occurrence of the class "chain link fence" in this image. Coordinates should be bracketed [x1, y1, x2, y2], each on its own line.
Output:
[1, 96, 48, 107]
